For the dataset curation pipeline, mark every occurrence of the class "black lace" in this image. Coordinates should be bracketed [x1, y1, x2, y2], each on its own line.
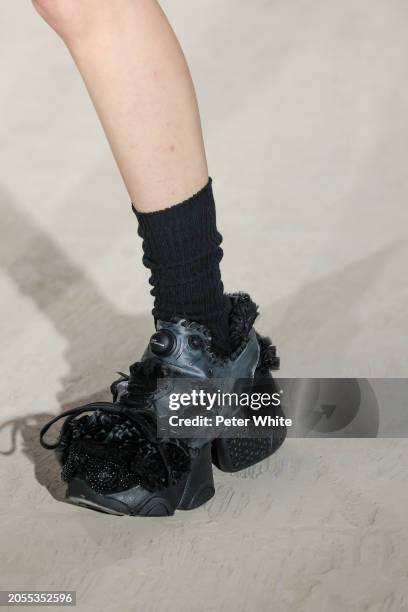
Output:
[40, 400, 188, 488]
[119, 358, 170, 407]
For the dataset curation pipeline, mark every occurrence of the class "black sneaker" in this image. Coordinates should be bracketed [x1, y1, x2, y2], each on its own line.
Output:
[40, 293, 284, 516]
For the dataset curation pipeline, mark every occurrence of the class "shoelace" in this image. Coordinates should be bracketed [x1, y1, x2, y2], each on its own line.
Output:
[40, 402, 189, 487]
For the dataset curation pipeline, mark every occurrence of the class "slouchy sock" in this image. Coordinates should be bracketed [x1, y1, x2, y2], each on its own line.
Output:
[133, 179, 231, 354]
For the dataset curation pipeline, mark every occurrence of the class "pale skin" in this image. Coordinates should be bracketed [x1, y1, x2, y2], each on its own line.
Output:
[32, 0, 209, 212]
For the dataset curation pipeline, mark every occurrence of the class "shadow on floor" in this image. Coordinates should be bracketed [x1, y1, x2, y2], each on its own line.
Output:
[0, 187, 150, 502]
[263, 239, 402, 375]
[0, 188, 400, 500]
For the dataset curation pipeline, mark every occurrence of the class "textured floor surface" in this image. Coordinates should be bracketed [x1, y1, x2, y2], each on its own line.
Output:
[1, 1, 408, 611]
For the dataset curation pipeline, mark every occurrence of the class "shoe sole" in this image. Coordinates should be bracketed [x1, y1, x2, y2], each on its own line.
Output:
[66, 374, 286, 515]
[66, 442, 215, 517]
[212, 370, 287, 472]
[66, 427, 284, 516]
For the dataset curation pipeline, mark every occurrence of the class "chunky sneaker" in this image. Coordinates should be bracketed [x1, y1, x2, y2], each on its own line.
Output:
[40, 293, 284, 516]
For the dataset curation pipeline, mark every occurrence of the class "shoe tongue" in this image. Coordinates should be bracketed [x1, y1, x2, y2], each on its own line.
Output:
[129, 358, 168, 388]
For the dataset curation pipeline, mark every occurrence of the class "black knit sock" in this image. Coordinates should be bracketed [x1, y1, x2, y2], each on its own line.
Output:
[133, 179, 231, 354]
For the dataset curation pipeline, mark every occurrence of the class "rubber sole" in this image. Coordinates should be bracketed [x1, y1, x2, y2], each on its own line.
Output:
[67, 424, 284, 516]
[211, 371, 287, 472]
[211, 428, 286, 472]
[66, 442, 215, 517]
[66, 375, 285, 515]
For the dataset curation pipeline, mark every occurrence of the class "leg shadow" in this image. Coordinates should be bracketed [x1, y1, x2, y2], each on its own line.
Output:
[0, 187, 151, 501]
[264, 240, 403, 375]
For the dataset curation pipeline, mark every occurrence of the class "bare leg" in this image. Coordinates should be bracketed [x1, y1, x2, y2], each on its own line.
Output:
[32, 0, 209, 212]
[32, 0, 232, 354]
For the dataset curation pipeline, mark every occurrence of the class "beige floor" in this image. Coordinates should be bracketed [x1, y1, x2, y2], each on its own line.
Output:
[1, 1, 408, 610]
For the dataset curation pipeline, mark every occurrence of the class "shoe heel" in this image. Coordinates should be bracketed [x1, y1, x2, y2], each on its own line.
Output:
[178, 443, 215, 510]
[212, 386, 287, 472]
[211, 431, 285, 473]
[212, 353, 285, 472]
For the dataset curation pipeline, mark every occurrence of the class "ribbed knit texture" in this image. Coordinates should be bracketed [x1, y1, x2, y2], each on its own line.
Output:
[134, 179, 231, 354]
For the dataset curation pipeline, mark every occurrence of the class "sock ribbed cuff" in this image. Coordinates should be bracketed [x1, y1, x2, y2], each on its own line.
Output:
[134, 179, 231, 353]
